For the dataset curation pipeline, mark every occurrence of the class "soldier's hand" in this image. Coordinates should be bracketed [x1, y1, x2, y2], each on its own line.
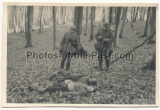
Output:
[103, 38, 109, 42]
[99, 36, 102, 39]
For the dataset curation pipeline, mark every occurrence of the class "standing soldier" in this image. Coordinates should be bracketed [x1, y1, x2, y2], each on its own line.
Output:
[95, 22, 115, 71]
[59, 25, 80, 71]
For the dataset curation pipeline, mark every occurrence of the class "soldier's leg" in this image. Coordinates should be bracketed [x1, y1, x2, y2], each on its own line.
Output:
[98, 57, 103, 71]
[105, 58, 110, 70]
[105, 51, 112, 70]
[66, 54, 72, 71]
[61, 57, 66, 69]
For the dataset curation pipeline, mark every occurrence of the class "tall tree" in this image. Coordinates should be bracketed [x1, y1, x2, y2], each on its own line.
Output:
[62, 6, 66, 24]
[139, 7, 143, 20]
[133, 7, 139, 22]
[25, 6, 28, 39]
[19, 6, 25, 33]
[114, 7, 122, 47]
[132, 7, 136, 22]
[130, 7, 134, 27]
[52, 6, 57, 50]
[39, 6, 44, 33]
[142, 51, 155, 71]
[66, 7, 73, 24]
[73, 6, 83, 38]
[25, 6, 33, 47]
[149, 7, 156, 43]
[84, 7, 88, 35]
[119, 7, 128, 38]
[141, 7, 151, 37]
[120, 7, 124, 20]
[100, 7, 105, 26]
[109, 7, 113, 28]
[142, 7, 146, 20]
[89, 7, 95, 41]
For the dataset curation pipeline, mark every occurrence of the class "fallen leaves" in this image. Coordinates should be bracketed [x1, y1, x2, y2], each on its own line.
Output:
[6, 21, 156, 104]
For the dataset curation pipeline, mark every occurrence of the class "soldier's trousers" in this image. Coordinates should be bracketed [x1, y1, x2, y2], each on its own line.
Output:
[61, 53, 73, 71]
[98, 57, 110, 70]
[98, 50, 112, 70]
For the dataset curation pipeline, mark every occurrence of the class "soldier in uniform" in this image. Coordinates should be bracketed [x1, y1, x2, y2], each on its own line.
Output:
[95, 22, 115, 71]
[59, 25, 80, 71]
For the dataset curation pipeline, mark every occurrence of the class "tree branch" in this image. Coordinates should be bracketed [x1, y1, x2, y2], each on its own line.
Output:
[111, 31, 156, 64]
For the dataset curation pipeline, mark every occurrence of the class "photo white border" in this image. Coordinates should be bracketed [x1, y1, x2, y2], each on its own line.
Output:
[1, 1, 160, 108]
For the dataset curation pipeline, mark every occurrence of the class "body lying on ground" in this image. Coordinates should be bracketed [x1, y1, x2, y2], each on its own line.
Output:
[29, 69, 98, 96]
[60, 80, 95, 97]
[49, 69, 97, 85]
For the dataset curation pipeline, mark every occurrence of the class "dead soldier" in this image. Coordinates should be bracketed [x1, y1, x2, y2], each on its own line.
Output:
[60, 80, 96, 97]
[59, 25, 80, 71]
[49, 69, 97, 86]
[95, 22, 115, 71]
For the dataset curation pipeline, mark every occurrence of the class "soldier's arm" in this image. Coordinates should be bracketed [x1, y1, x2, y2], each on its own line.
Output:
[108, 31, 115, 43]
[75, 34, 80, 52]
[60, 33, 66, 50]
[95, 28, 101, 40]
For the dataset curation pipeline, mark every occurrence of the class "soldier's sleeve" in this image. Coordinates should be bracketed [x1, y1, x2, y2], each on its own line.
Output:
[60, 33, 66, 50]
[75, 34, 80, 52]
[109, 30, 115, 42]
[95, 28, 101, 40]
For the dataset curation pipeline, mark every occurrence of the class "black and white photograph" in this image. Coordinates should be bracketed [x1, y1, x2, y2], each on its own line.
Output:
[2, 2, 159, 107]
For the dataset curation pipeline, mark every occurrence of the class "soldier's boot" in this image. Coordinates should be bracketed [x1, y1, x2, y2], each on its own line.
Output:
[66, 57, 72, 71]
[105, 58, 110, 71]
[98, 58, 103, 71]
[61, 58, 66, 69]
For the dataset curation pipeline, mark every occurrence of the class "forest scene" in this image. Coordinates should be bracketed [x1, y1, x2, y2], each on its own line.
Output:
[7, 6, 156, 104]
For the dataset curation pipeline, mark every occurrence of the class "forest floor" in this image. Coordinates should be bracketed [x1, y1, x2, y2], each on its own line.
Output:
[7, 20, 156, 104]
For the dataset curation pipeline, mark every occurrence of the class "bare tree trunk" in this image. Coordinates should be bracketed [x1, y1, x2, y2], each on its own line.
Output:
[130, 7, 134, 27]
[139, 7, 143, 20]
[25, 6, 28, 39]
[66, 7, 73, 24]
[120, 7, 124, 20]
[32, 7, 34, 31]
[109, 7, 113, 28]
[52, 6, 57, 50]
[72, 7, 75, 23]
[149, 7, 156, 43]
[25, 6, 33, 47]
[62, 6, 66, 24]
[74, 7, 83, 38]
[114, 7, 122, 47]
[119, 7, 128, 38]
[132, 7, 136, 22]
[141, 7, 151, 37]
[133, 7, 139, 22]
[89, 7, 95, 41]
[142, 7, 146, 20]
[39, 6, 44, 33]
[19, 6, 25, 33]
[100, 7, 105, 26]
[84, 7, 88, 35]
[93, 7, 96, 22]
[16, 6, 20, 31]
[142, 51, 155, 71]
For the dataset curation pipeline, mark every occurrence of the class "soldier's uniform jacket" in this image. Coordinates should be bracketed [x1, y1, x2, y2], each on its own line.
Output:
[95, 27, 115, 53]
[60, 32, 80, 54]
